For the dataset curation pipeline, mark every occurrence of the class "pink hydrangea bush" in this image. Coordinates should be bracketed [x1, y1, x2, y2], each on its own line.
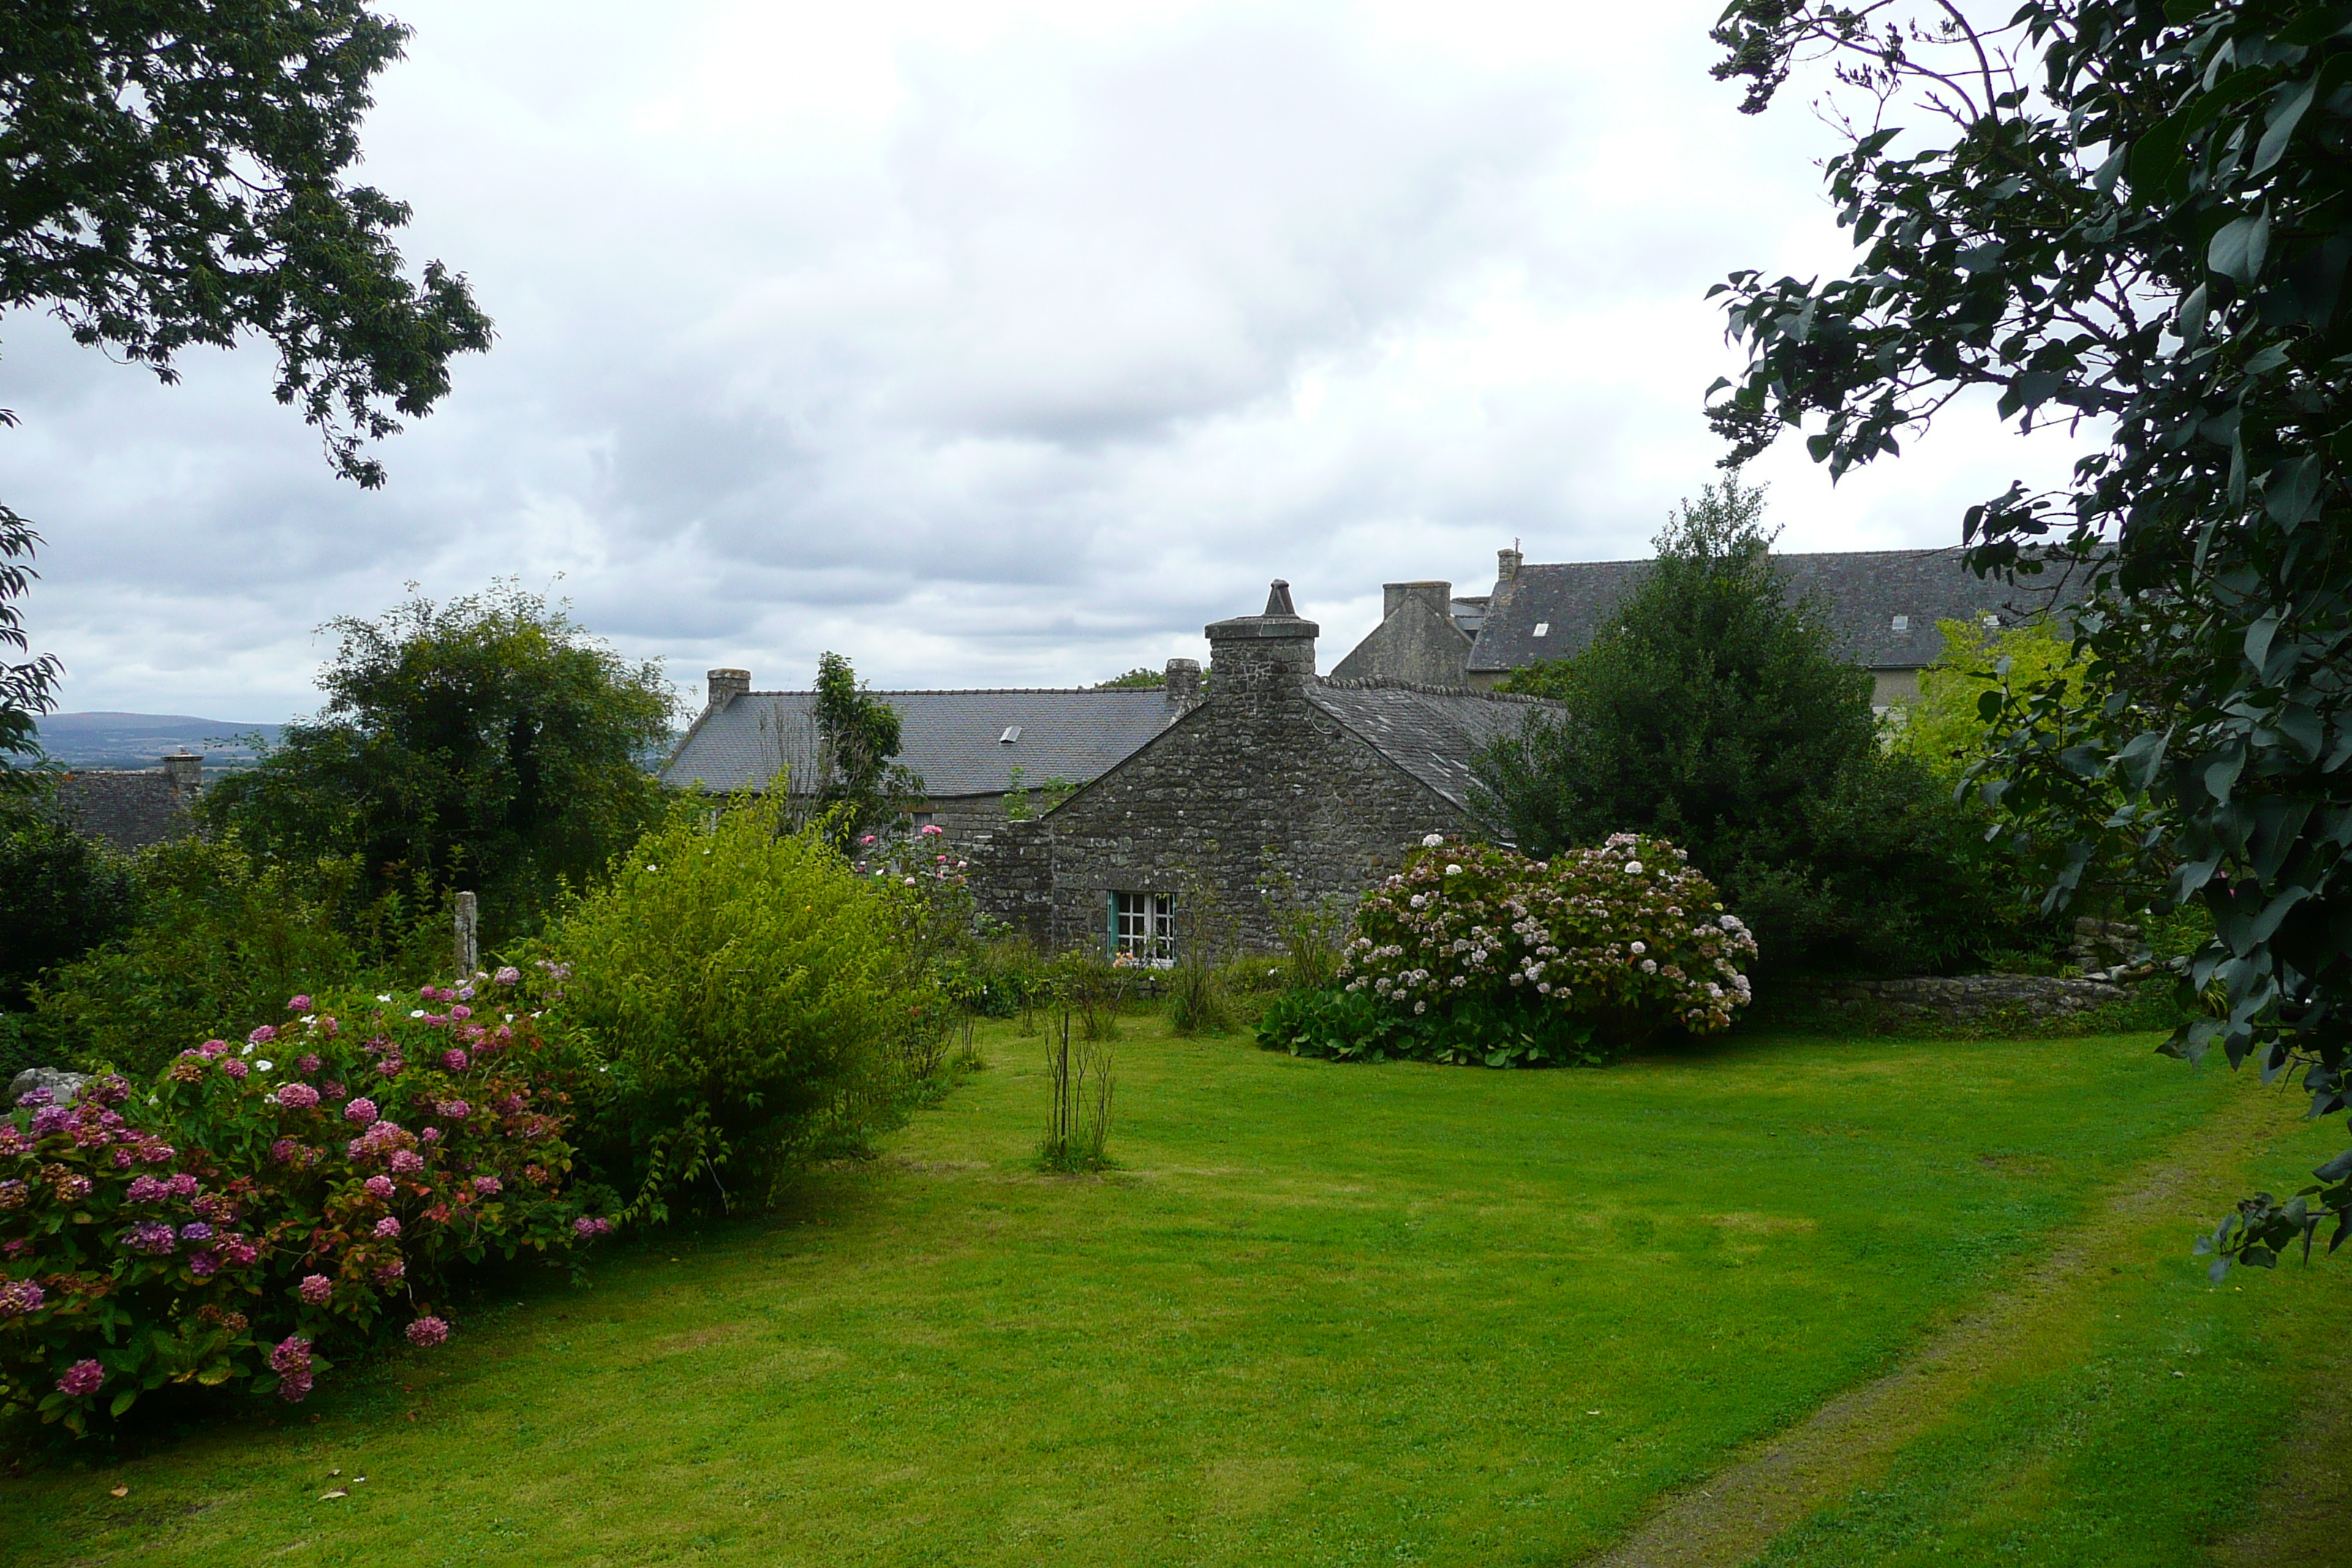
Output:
[1336, 833, 1756, 1058]
[0, 972, 617, 1435]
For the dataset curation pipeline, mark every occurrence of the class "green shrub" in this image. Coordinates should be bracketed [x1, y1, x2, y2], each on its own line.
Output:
[27, 837, 422, 1081]
[547, 795, 935, 1222]
[0, 787, 139, 1011]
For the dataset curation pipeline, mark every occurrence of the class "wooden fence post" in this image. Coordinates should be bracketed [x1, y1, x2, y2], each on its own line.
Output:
[454, 892, 479, 979]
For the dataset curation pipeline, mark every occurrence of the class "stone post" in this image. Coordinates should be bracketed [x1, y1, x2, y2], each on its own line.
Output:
[454, 892, 478, 979]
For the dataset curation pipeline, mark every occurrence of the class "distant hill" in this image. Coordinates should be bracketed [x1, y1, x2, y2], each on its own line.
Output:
[34, 712, 285, 772]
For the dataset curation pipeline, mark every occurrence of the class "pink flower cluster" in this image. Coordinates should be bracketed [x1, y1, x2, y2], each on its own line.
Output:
[406, 1315, 451, 1347]
[56, 1358, 105, 1398]
[271, 1335, 314, 1401]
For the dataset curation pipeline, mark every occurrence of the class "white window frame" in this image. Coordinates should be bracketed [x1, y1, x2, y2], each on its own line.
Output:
[1112, 891, 1175, 965]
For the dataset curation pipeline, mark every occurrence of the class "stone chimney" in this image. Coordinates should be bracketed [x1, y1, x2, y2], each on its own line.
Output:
[1382, 580, 1453, 619]
[1163, 657, 1202, 706]
[161, 752, 202, 794]
[1204, 581, 1318, 701]
[1496, 546, 1523, 584]
[706, 668, 751, 711]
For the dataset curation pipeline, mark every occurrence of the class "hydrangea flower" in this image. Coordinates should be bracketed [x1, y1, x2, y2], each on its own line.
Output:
[299, 1274, 334, 1305]
[248, 1024, 279, 1045]
[472, 1175, 502, 1196]
[365, 1175, 396, 1199]
[56, 1359, 105, 1398]
[221, 1058, 250, 1080]
[374, 1216, 402, 1239]
[298, 1054, 322, 1074]
[222, 1235, 259, 1266]
[494, 965, 522, 986]
[126, 1221, 177, 1255]
[436, 1099, 470, 1120]
[344, 1098, 379, 1126]
[178, 1221, 215, 1243]
[276, 1082, 321, 1110]
[0, 1279, 44, 1316]
[389, 1148, 426, 1174]
[189, 1250, 222, 1278]
[287, 994, 312, 1011]
[442, 1049, 469, 1072]
[407, 1316, 451, 1347]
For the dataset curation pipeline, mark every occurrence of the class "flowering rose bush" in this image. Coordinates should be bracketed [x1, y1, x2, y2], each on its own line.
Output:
[0, 971, 615, 1435]
[1264, 833, 1756, 1066]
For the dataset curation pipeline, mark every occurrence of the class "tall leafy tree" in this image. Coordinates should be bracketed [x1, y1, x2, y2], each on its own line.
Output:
[0, 2, 493, 775]
[811, 651, 922, 846]
[1477, 479, 2019, 977]
[201, 585, 676, 937]
[1707, 1, 2351, 1266]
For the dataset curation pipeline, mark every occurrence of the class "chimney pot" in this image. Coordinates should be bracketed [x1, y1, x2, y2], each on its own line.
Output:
[1264, 579, 1297, 617]
[706, 668, 751, 710]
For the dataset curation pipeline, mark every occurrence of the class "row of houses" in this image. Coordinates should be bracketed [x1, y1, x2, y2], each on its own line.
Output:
[664, 545, 2075, 954]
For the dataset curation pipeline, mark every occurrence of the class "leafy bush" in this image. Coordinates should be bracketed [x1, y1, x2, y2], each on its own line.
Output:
[1317, 832, 1754, 1063]
[0, 785, 138, 1011]
[548, 795, 937, 1223]
[0, 974, 610, 1436]
[26, 835, 421, 1081]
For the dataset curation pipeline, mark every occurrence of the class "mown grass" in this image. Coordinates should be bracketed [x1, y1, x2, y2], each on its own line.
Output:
[1, 1012, 2332, 1566]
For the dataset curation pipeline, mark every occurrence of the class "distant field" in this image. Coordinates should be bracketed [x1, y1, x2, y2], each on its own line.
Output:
[4, 1014, 2340, 1567]
[34, 712, 284, 770]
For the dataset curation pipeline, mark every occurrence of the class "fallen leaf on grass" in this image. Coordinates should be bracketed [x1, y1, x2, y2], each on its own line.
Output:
[320, 1490, 348, 1501]
[110, 1484, 128, 1498]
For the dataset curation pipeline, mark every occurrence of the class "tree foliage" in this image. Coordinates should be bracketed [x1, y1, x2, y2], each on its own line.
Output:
[0, 782, 137, 1010]
[811, 652, 921, 845]
[0, 505, 59, 781]
[1895, 617, 2096, 779]
[1707, 0, 2351, 1266]
[1479, 479, 2024, 978]
[200, 585, 675, 935]
[0, 1, 492, 780]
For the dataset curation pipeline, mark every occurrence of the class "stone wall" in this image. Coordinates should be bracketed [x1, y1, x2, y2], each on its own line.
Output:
[1813, 973, 2128, 1022]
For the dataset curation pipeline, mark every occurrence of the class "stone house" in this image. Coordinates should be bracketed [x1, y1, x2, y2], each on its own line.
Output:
[1341, 546, 2083, 709]
[967, 584, 1558, 957]
[660, 665, 1203, 834]
[53, 753, 204, 851]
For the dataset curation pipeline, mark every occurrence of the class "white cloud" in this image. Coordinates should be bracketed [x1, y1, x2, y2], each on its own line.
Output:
[6, 0, 2092, 720]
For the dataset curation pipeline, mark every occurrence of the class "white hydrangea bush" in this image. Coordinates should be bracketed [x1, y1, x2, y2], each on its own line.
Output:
[1339, 832, 1757, 1045]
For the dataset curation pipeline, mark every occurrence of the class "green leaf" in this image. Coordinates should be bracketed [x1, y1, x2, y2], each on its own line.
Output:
[2251, 77, 2317, 173]
[2209, 209, 2270, 285]
[110, 1387, 139, 1418]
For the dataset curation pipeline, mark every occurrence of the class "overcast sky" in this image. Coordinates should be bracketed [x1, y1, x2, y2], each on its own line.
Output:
[10, 0, 2087, 724]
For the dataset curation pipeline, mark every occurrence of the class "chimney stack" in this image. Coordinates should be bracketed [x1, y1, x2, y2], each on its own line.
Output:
[706, 668, 751, 710]
[1204, 581, 1319, 702]
[1382, 581, 1453, 621]
[161, 752, 201, 793]
[1163, 657, 1202, 706]
[1496, 546, 1523, 584]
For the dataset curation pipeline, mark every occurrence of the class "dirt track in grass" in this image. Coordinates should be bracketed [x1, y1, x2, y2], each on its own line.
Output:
[1578, 1077, 2318, 1568]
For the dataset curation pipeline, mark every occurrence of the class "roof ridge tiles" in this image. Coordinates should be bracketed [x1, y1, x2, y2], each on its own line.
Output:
[1314, 676, 1555, 704]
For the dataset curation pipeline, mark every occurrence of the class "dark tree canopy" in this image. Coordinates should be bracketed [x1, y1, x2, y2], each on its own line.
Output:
[1477, 479, 2018, 978]
[1707, 0, 2351, 1267]
[201, 585, 675, 936]
[0, 1, 492, 776]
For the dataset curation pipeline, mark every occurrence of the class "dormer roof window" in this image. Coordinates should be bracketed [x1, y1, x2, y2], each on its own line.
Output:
[1000, 725, 1022, 744]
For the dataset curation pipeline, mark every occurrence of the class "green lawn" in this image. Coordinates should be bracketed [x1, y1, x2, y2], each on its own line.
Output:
[4, 1013, 2340, 1566]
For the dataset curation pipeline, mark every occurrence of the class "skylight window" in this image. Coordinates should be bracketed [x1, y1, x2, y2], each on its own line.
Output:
[1531, 622, 1550, 638]
[1891, 614, 1910, 630]
[999, 725, 1022, 744]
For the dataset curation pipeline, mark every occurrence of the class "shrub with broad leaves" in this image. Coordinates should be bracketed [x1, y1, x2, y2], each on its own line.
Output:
[1280, 833, 1755, 1064]
[0, 973, 614, 1435]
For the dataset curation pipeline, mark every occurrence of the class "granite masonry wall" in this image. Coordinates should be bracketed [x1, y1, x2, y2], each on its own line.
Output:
[966, 601, 1478, 954]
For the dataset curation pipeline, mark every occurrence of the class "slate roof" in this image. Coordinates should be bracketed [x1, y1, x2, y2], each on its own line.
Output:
[661, 688, 1188, 798]
[56, 769, 200, 851]
[1305, 679, 1561, 812]
[1467, 548, 2087, 676]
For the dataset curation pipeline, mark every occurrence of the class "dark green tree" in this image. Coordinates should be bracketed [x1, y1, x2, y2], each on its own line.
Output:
[1706, 0, 2350, 1267]
[0, 507, 56, 782]
[812, 652, 922, 846]
[1477, 478, 2022, 977]
[201, 584, 675, 936]
[0, 1, 494, 777]
[1093, 667, 1166, 689]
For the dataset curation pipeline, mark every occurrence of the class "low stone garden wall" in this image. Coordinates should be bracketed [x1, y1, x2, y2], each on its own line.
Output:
[1810, 973, 2130, 1022]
